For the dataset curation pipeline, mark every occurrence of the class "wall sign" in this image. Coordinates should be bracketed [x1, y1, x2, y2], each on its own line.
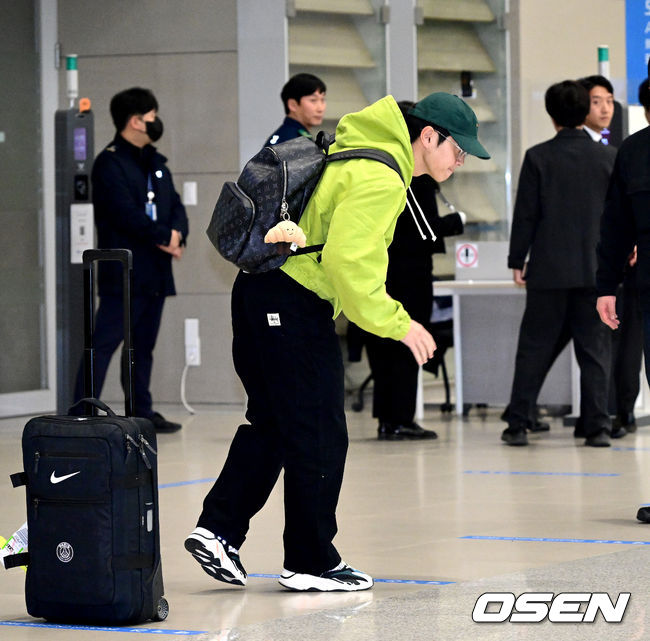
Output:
[626, 0, 650, 104]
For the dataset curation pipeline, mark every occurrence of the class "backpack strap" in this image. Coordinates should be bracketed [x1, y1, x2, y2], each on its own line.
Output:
[316, 130, 335, 153]
[293, 243, 324, 255]
[290, 146, 404, 258]
[326, 148, 404, 184]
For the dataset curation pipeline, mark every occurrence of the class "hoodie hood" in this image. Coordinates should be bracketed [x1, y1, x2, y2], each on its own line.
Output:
[281, 94, 415, 340]
[330, 95, 414, 186]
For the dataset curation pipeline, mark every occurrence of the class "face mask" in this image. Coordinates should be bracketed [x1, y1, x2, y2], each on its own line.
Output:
[145, 117, 164, 142]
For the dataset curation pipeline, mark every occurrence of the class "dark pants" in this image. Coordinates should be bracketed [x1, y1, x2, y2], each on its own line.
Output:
[609, 278, 643, 416]
[197, 270, 348, 575]
[639, 290, 650, 389]
[508, 288, 611, 436]
[72, 294, 165, 417]
[365, 333, 418, 425]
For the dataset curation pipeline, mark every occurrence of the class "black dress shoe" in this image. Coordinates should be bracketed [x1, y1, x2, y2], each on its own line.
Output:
[151, 412, 182, 433]
[584, 430, 611, 447]
[611, 424, 627, 439]
[528, 420, 550, 433]
[378, 422, 404, 441]
[614, 413, 636, 434]
[636, 507, 650, 522]
[501, 427, 528, 446]
[573, 418, 586, 439]
[377, 422, 437, 441]
[399, 422, 438, 439]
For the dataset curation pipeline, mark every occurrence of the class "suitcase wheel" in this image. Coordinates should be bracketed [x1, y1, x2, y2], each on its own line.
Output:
[155, 597, 169, 621]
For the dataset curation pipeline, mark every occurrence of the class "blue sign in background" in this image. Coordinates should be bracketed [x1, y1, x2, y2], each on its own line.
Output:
[626, 0, 649, 104]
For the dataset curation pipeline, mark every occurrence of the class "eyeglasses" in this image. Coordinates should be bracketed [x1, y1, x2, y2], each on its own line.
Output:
[435, 131, 467, 162]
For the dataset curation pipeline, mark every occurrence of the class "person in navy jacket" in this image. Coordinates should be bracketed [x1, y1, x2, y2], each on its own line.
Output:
[264, 73, 326, 146]
[72, 87, 188, 432]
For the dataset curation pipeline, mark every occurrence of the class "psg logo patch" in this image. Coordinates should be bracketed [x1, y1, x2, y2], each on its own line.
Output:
[56, 541, 74, 563]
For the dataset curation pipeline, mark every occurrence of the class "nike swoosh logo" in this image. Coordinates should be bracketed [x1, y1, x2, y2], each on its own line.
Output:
[50, 471, 81, 484]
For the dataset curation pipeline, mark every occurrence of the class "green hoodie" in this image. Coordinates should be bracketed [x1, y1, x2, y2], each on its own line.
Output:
[281, 95, 414, 341]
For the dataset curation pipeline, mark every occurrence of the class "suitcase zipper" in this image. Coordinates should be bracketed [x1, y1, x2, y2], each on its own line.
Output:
[34, 450, 101, 473]
[138, 435, 157, 470]
[33, 496, 107, 520]
[137, 435, 157, 470]
[125, 433, 157, 469]
[125, 433, 139, 460]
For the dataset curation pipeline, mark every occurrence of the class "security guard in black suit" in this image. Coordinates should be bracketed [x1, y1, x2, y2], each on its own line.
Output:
[503, 81, 616, 448]
[72, 87, 188, 432]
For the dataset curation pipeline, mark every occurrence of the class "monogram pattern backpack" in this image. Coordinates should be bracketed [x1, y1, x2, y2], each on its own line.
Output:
[206, 133, 403, 273]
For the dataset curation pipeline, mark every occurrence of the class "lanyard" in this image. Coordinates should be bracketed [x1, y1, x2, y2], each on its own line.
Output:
[147, 174, 155, 203]
[145, 174, 157, 221]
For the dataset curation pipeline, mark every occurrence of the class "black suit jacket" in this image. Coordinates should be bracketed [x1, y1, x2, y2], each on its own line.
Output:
[508, 128, 616, 289]
[597, 126, 650, 295]
[387, 175, 463, 323]
[92, 135, 189, 297]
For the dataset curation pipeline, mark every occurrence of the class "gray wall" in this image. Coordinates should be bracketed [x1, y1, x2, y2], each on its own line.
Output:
[0, 1, 43, 393]
[57, 0, 244, 406]
[515, 0, 626, 159]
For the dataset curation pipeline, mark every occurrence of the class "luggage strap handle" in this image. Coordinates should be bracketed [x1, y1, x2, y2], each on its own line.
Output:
[3, 553, 29, 569]
[10, 472, 27, 488]
[68, 397, 117, 417]
[82, 249, 135, 417]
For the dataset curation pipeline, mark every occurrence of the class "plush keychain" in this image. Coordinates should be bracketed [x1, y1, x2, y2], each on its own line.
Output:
[264, 220, 307, 247]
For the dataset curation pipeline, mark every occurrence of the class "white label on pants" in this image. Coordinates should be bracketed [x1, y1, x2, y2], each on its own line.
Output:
[267, 313, 281, 326]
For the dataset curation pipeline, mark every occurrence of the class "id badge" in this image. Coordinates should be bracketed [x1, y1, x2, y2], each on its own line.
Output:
[145, 202, 157, 221]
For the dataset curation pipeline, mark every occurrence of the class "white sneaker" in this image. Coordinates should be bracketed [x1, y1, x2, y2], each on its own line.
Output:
[184, 527, 247, 586]
[279, 562, 373, 592]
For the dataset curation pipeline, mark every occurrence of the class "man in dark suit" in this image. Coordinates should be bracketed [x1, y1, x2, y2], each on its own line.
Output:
[71, 87, 189, 432]
[502, 80, 616, 447]
[597, 70, 650, 385]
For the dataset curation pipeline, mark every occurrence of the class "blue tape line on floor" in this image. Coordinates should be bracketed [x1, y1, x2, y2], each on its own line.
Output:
[248, 573, 453, 585]
[464, 470, 619, 477]
[612, 447, 650, 451]
[161, 471, 622, 489]
[0, 621, 205, 634]
[460, 535, 650, 545]
[374, 578, 454, 585]
[158, 478, 217, 489]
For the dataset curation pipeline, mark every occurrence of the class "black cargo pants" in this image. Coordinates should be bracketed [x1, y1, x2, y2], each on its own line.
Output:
[197, 269, 348, 575]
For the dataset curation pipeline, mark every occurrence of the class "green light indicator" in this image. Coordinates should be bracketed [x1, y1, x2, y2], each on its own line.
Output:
[66, 55, 78, 71]
[598, 46, 609, 63]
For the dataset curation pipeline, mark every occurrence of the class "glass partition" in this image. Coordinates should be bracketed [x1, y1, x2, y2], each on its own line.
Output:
[417, 0, 509, 276]
[288, 0, 388, 133]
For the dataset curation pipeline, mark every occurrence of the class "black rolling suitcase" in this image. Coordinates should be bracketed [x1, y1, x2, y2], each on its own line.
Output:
[7, 249, 168, 624]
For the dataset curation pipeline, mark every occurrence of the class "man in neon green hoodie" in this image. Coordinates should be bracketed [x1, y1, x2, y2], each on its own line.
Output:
[186, 93, 490, 592]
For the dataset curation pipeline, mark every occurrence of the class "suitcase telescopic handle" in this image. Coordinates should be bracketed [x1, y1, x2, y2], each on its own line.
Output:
[82, 249, 135, 417]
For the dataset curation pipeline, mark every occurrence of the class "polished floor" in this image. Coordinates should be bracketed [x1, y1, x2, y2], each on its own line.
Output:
[1, 374, 650, 640]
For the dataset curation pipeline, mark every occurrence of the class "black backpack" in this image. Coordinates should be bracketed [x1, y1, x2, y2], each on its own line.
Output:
[206, 133, 403, 273]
